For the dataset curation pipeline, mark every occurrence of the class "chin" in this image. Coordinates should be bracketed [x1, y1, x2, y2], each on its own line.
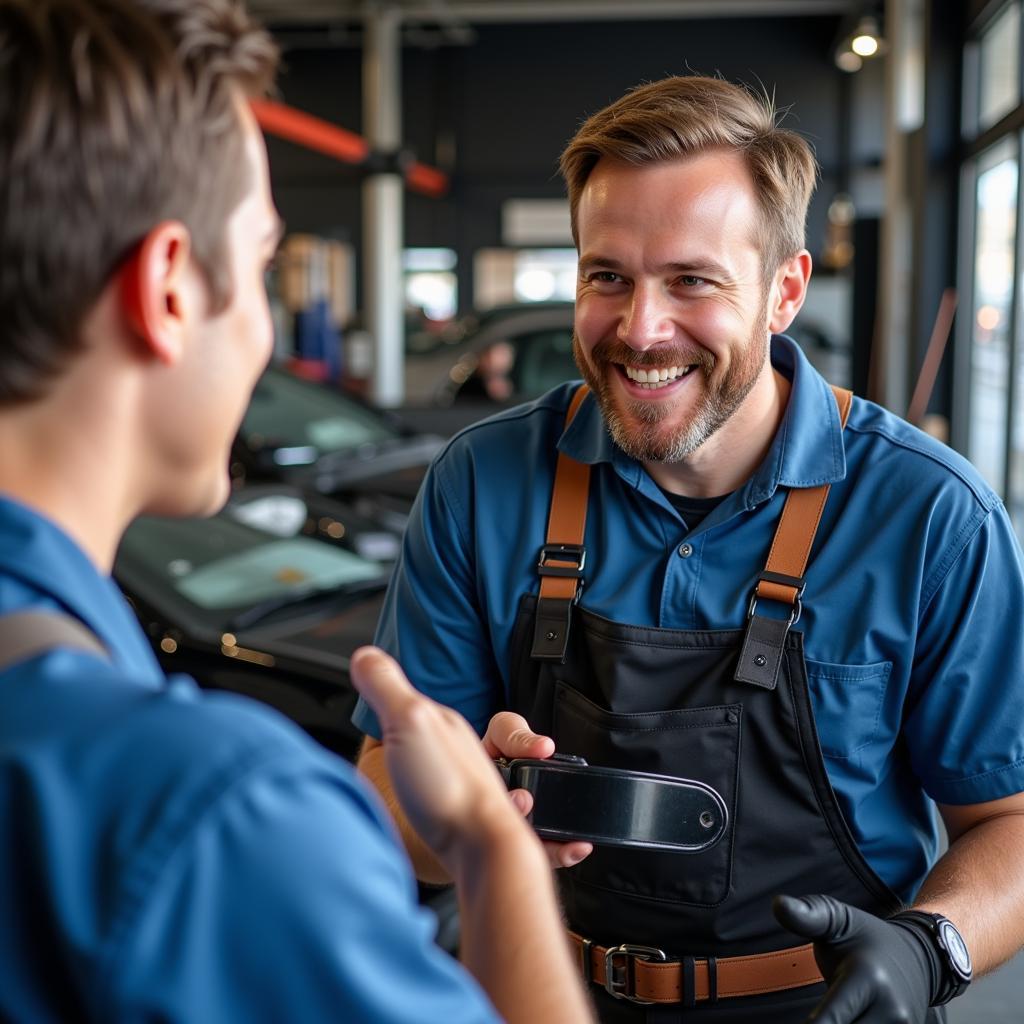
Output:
[143, 472, 230, 519]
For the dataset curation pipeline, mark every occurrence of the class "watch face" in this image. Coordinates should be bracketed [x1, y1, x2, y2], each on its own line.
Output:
[939, 919, 973, 978]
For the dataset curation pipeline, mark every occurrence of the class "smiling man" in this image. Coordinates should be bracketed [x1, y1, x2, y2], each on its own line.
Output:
[357, 76, 1024, 1023]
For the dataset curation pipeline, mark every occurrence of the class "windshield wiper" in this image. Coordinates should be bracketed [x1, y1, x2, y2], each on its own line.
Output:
[225, 577, 387, 631]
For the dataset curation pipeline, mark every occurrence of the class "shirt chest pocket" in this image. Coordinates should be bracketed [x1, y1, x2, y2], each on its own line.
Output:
[804, 659, 892, 760]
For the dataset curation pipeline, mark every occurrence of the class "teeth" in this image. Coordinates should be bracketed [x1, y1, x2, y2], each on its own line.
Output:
[623, 364, 691, 389]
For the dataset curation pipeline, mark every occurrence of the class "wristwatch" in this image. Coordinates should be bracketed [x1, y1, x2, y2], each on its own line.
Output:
[892, 910, 973, 1005]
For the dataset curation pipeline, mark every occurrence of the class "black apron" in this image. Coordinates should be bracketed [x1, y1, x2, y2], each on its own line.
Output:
[507, 386, 943, 1023]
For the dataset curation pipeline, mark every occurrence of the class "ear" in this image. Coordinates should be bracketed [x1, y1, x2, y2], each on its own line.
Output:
[119, 221, 195, 366]
[766, 250, 812, 334]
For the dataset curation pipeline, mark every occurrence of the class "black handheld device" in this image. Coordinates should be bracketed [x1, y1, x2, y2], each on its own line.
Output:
[496, 753, 727, 852]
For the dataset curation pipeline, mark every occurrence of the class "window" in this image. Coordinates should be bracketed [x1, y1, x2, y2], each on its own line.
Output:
[968, 141, 1017, 492]
[979, 2, 1021, 130]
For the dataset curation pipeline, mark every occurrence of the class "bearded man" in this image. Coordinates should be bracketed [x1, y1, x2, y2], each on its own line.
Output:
[357, 76, 1024, 1024]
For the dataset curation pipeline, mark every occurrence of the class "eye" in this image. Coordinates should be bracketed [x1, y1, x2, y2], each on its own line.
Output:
[586, 270, 623, 285]
[677, 275, 707, 288]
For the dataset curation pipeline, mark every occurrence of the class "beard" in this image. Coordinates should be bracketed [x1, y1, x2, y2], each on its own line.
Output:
[572, 325, 769, 463]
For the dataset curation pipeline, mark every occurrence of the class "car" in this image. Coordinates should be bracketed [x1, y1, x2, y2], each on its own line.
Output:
[114, 503, 390, 762]
[232, 365, 445, 533]
[423, 302, 577, 409]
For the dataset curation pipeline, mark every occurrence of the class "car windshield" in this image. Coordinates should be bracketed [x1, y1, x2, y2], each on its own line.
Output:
[119, 514, 385, 611]
[242, 368, 399, 454]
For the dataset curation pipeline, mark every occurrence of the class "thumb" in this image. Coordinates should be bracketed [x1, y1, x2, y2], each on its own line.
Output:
[773, 894, 846, 942]
[349, 646, 417, 724]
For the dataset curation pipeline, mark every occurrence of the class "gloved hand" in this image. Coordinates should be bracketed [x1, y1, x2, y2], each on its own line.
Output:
[773, 894, 941, 1024]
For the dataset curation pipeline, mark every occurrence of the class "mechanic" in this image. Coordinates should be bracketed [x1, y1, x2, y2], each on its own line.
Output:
[356, 75, 1024, 1023]
[0, 2, 593, 1021]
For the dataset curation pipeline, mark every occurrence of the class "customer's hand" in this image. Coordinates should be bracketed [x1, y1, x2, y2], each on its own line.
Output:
[350, 647, 535, 876]
[773, 894, 938, 1024]
[482, 710, 593, 870]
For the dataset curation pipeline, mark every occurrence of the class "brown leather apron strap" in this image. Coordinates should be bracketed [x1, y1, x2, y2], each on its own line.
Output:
[567, 930, 823, 1005]
[755, 385, 853, 606]
[531, 385, 591, 660]
[736, 384, 853, 689]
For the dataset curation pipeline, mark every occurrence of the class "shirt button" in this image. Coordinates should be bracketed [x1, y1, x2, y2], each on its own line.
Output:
[678, 543, 693, 558]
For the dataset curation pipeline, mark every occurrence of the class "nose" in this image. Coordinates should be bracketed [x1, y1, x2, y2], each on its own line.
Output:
[617, 283, 675, 351]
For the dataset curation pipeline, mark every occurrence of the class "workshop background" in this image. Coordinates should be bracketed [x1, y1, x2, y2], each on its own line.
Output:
[122, 2, 1024, 1018]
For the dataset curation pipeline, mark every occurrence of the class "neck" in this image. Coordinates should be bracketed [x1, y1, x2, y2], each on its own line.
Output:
[0, 380, 140, 574]
[645, 366, 791, 498]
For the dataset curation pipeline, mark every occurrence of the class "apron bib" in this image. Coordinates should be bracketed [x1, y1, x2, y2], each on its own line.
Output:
[507, 385, 943, 1023]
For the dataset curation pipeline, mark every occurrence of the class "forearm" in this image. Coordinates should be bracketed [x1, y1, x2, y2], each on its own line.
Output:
[914, 808, 1024, 974]
[454, 820, 594, 1024]
[358, 737, 451, 884]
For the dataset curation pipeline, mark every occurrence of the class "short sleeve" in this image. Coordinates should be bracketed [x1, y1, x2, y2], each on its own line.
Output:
[101, 761, 500, 1024]
[352, 452, 504, 739]
[905, 501, 1024, 805]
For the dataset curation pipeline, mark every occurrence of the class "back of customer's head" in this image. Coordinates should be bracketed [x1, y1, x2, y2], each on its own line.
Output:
[0, 0, 278, 405]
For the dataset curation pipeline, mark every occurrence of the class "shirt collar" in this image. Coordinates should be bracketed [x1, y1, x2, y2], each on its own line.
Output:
[0, 495, 163, 682]
[557, 334, 847, 506]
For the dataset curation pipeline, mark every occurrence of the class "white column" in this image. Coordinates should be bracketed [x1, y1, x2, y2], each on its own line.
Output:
[362, 4, 405, 407]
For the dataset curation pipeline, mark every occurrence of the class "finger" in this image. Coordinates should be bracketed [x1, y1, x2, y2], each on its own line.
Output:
[481, 711, 555, 759]
[805, 971, 873, 1024]
[349, 646, 420, 723]
[541, 840, 594, 869]
[509, 788, 534, 816]
[773, 894, 844, 942]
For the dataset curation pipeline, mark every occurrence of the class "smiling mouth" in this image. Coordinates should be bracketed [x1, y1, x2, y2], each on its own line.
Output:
[618, 363, 699, 390]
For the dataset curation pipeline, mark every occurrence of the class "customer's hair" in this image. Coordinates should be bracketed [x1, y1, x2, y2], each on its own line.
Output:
[559, 75, 818, 277]
[0, 0, 278, 403]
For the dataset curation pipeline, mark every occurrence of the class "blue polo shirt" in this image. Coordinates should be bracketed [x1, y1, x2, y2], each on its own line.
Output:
[355, 334, 1024, 903]
[0, 496, 498, 1023]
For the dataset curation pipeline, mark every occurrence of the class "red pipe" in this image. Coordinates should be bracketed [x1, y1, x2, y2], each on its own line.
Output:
[250, 98, 449, 198]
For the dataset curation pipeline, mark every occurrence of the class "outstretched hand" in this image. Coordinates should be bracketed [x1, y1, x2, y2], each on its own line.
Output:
[350, 647, 533, 876]
[773, 894, 939, 1024]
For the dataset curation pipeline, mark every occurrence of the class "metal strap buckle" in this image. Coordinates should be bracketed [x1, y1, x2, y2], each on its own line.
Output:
[747, 570, 806, 626]
[537, 543, 587, 578]
[747, 590, 802, 626]
[604, 943, 667, 1004]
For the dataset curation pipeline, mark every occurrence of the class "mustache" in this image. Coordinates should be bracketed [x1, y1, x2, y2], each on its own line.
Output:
[583, 335, 716, 373]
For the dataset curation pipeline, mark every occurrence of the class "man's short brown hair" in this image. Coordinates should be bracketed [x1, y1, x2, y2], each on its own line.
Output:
[559, 75, 818, 278]
[0, 0, 278, 403]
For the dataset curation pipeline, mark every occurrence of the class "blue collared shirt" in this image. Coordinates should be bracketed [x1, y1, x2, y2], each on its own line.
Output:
[355, 335, 1024, 902]
[0, 496, 498, 1023]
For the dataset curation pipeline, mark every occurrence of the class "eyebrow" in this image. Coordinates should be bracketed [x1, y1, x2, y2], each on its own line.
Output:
[578, 254, 735, 280]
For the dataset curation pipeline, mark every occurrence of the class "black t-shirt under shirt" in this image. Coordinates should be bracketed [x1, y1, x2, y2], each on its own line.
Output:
[660, 489, 731, 531]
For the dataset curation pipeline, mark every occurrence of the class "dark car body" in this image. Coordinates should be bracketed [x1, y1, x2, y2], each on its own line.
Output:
[232, 366, 444, 532]
[114, 506, 389, 761]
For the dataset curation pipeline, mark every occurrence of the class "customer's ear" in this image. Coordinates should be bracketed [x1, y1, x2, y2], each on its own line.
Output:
[118, 221, 195, 366]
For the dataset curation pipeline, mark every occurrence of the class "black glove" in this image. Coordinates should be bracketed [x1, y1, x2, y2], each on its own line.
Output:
[773, 894, 942, 1024]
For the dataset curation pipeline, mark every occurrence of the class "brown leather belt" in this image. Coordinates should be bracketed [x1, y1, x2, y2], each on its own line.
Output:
[568, 930, 824, 1005]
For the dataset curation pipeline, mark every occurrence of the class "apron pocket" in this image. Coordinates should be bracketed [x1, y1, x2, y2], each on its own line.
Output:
[804, 659, 892, 760]
[552, 681, 740, 907]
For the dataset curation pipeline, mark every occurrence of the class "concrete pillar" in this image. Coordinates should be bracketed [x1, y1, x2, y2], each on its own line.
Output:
[362, 4, 405, 407]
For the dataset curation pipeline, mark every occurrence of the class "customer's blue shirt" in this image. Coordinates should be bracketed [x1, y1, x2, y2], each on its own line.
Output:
[355, 335, 1024, 903]
[0, 496, 498, 1023]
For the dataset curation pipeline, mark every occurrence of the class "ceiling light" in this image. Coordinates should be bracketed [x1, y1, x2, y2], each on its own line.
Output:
[851, 16, 881, 57]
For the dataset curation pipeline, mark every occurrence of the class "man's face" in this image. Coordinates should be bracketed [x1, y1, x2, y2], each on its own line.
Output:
[573, 151, 774, 464]
[144, 101, 281, 517]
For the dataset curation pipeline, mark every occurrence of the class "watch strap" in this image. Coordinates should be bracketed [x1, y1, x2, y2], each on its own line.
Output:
[889, 910, 972, 1005]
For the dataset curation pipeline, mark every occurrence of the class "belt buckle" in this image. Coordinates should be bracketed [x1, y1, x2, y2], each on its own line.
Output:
[604, 943, 667, 1004]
